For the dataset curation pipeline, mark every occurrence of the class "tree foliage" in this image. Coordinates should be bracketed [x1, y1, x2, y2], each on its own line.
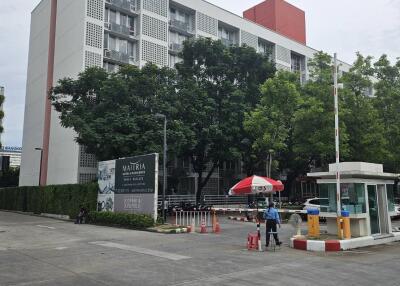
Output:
[293, 52, 349, 168]
[341, 53, 389, 164]
[244, 71, 301, 175]
[51, 37, 400, 201]
[373, 55, 400, 172]
[51, 64, 185, 161]
[175, 38, 275, 202]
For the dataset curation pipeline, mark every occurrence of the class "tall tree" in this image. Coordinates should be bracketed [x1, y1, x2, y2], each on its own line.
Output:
[373, 55, 400, 172]
[341, 53, 389, 163]
[243, 71, 301, 176]
[291, 52, 350, 188]
[175, 38, 275, 203]
[51, 64, 186, 161]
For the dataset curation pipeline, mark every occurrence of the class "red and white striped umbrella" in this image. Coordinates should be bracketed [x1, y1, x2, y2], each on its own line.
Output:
[228, 175, 284, 196]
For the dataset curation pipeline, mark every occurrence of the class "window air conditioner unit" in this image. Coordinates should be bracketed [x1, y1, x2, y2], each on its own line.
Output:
[104, 22, 111, 29]
[104, 49, 111, 57]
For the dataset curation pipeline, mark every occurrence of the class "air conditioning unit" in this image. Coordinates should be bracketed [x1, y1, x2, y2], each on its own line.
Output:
[129, 29, 136, 37]
[104, 22, 111, 30]
[104, 49, 111, 58]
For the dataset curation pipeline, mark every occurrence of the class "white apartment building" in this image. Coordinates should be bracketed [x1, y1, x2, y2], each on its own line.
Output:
[19, 0, 351, 188]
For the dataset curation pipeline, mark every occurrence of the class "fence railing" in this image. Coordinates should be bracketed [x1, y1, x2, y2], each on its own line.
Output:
[175, 211, 212, 227]
[158, 195, 248, 207]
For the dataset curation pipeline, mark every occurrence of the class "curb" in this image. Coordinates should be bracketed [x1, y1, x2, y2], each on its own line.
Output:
[1, 210, 73, 222]
[290, 233, 400, 252]
[290, 238, 342, 252]
[147, 227, 188, 234]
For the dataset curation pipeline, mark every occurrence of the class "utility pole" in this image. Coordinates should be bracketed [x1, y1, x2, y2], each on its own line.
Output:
[334, 53, 341, 218]
[35, 147, 43, 186]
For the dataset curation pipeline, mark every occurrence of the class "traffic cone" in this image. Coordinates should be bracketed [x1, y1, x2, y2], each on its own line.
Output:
[200, 218, 207, 234]
[212, 211, 217, 230]
[214, 220, 221, 234]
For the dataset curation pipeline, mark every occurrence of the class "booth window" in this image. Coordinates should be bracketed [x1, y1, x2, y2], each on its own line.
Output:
[387, 184, 395, 212]
[319, 183, 366, 214]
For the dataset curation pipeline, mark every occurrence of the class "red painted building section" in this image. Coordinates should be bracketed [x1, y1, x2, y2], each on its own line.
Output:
[243, 0, 306, 45]
[41, 0, 58, 186]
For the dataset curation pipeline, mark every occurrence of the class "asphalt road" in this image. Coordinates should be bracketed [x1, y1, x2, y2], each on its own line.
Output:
[1, 211, 400, 286]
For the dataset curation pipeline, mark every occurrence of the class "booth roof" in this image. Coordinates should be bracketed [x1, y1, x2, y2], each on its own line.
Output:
[307, 162, 399, 180]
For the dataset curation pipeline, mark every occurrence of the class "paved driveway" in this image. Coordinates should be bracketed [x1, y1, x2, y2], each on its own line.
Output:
[0, 211, 400, 286]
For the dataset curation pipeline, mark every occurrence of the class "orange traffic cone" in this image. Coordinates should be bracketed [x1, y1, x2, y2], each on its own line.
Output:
[200, 218, 207, 234]
[214, 220, 221, 234]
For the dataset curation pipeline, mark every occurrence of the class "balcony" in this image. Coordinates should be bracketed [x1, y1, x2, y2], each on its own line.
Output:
[169, 42, 183, 54]
[104, 49, 133, 64]
[104, 22, 137, 39]
[220, 37, 234, 47]
[169, 19, 194, 35]
[105, 0, 139, 15]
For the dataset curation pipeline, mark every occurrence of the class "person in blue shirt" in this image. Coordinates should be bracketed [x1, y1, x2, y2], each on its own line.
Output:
[263, 202, 282, 247]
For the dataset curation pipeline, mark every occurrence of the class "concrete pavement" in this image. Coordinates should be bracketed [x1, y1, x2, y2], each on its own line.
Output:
[1, 211, 400, 285]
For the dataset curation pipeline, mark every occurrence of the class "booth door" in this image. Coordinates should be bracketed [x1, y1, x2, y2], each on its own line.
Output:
[367, 185, 391, 235]
[367, 185, 380, 234]
[377, 184, 390, 234]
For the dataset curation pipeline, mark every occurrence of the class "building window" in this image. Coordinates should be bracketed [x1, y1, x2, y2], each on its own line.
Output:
[291, 53, 304, 73]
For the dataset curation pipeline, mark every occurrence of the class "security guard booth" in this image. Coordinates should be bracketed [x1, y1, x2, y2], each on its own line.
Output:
[308, 162, 398, 237]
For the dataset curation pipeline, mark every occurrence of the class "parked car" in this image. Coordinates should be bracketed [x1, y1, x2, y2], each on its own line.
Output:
[392, 199, 400, 218]
[303, 198, 321, 211]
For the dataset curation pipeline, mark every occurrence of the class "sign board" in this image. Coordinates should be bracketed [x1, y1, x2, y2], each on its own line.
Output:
[97, 160, 115, 212]
[115, 154, 157, 193]
[97, 153, 158, 220]
[0, 146, 22, 153]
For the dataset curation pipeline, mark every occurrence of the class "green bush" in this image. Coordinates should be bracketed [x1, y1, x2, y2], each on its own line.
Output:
[88, 211, 154, 229]
[0, 183, 98, 218]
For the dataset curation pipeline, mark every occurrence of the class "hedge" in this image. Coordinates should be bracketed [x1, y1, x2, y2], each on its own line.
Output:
[88, 211, 154, 229]
[0, 183, 98, 219]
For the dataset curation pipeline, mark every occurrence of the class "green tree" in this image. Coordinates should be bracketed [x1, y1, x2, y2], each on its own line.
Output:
[373, 55, 400, 172]
[341, 53, 389, 163]
[175, 38, 275, 203]
[243, 71, 301, 176]
[51, 64, 186, 161]
[292, 52, 349, 182]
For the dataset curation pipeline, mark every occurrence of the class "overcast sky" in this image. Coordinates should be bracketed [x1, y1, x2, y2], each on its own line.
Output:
[0, 0, 398, 147]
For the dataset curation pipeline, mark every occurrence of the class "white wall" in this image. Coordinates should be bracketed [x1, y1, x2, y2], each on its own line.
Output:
[19, 0, 51, 186]
[47, 0, 88, 185]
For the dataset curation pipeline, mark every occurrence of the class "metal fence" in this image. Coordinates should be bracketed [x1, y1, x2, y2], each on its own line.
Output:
[158, 195, 249, 207]
[175, 211, 212, 227]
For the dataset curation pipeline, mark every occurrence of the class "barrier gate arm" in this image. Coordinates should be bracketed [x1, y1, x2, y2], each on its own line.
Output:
[211, 207, 307, 214]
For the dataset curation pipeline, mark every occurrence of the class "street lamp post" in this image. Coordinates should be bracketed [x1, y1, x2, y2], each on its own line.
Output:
[34, 148, 43, 186]
[268, 149, 274, 201]
[155, 114, 167, 222]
